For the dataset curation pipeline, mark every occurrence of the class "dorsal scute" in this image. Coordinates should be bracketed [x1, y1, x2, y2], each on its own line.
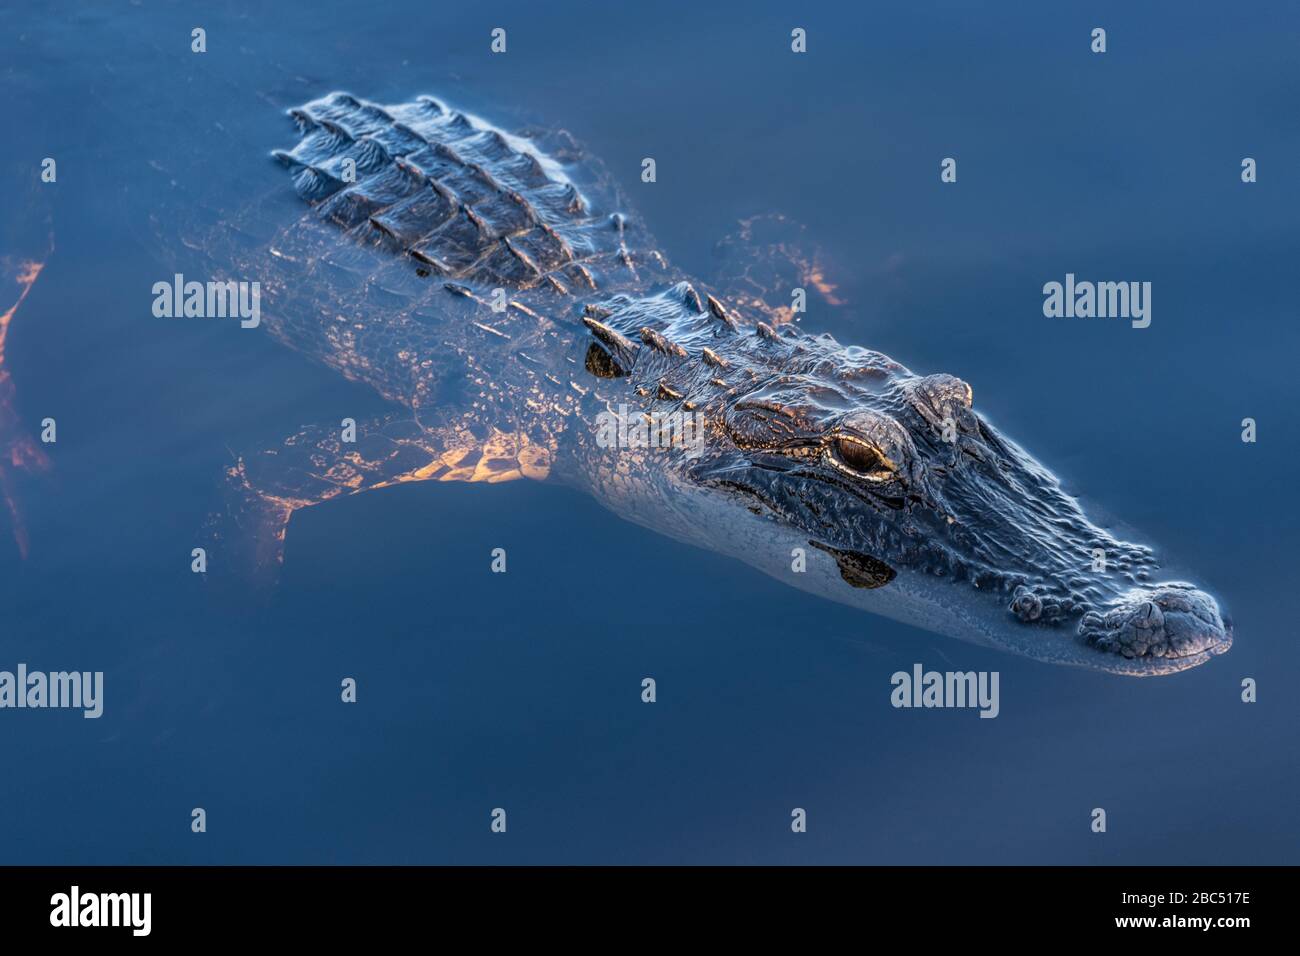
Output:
[277, 91, 653, 297]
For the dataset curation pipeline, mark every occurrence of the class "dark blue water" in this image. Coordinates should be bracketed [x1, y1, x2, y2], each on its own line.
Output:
[1, 1, 1295, 863]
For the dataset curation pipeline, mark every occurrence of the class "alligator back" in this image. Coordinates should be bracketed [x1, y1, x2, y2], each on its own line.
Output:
[235, 92, 675, 415]
[277, 93, 649, 289]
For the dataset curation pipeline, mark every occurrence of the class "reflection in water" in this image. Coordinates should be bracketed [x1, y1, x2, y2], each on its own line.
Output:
[0, 246, 52, 559]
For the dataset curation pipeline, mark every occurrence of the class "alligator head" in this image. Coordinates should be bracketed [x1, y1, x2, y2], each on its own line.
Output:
[601, 300, 1234, 676]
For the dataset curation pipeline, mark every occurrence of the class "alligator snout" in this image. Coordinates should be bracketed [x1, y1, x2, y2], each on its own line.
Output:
[1010, 582, 1231, 663]
[1078, 583, 1230, 661]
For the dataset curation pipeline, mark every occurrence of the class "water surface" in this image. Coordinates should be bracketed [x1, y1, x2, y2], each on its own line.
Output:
[0, 1, 1295, 863]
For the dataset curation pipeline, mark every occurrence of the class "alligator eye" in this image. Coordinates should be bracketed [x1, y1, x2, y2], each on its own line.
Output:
[829, 437, 895, 481]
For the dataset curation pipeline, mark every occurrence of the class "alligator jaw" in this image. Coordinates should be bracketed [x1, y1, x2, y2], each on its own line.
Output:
[844, 563, 1234, 677]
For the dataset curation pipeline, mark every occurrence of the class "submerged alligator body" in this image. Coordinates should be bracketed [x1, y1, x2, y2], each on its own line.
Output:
[208, 91, 1231, 676]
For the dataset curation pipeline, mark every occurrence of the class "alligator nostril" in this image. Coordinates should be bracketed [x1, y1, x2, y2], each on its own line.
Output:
[1135, 601, 1163, 629]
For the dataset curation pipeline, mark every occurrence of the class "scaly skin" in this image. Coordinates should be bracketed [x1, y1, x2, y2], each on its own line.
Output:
[213, 92, 1231, 676]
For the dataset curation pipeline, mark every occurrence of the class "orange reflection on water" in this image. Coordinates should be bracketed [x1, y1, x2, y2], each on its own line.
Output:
[0, 253, 51, 558]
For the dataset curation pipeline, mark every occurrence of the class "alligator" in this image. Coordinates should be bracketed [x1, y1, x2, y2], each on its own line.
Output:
[202, 91, 1231, 676]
